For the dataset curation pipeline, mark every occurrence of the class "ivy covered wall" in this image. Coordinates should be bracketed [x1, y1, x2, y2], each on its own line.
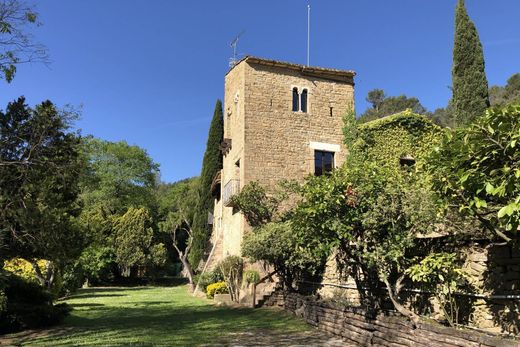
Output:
[354, 110, 443, 170]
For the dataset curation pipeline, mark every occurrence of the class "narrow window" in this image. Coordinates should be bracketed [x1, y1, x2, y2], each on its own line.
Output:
[301, 89, 308, 113]
[314, 150, 335, 176]
[292, 87, 299, 112]
[330, 107, 334, 117]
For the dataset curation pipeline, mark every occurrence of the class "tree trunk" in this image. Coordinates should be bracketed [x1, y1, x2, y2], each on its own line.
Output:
[180, 255, 195, 292]
[30, 260, 46, 287]
[382, 275, 420, 327]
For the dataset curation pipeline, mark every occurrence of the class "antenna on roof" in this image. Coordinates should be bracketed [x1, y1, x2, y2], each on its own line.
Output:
[229, 30, 245, 68]
[307, 3, 311, 67]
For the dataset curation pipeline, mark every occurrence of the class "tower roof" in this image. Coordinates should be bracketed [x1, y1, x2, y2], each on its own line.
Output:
[228, 56, 356, 82]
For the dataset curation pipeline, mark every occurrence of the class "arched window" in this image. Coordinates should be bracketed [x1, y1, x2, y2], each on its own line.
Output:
[292, 87, 299, 112]
[300, 89, 308, 113]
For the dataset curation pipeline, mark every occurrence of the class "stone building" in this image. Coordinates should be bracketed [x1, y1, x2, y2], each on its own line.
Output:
[206, 56, 355, 267]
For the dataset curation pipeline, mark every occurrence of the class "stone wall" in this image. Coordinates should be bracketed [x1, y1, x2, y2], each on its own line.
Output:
[265, 292, 520, 347]
[313, 243, 520, 335]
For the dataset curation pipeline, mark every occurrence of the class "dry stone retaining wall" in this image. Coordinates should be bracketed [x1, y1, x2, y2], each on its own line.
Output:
[265, 292, 520, 347]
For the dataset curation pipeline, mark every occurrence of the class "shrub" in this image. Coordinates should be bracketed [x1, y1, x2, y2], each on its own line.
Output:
[0, 274, 70, 334]
[3, 258, 48, 283]
[206, 281, 228, 299]
[217, 256, 243, 302]
[244, 270, 260, 285]
[194, 268, 223, 293]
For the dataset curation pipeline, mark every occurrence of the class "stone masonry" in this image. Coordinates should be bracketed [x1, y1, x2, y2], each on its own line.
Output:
[210, 56, 355, 260]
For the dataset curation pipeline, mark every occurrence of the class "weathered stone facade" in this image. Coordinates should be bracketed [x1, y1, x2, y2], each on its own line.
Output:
[209, 56, 355, 261]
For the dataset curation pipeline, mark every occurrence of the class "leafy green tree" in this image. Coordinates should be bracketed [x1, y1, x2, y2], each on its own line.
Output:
[429, 104, 520, 243]
[358, 90, 427, 123]
[407, 253, 467, 327]
[0, 0, 48, 82]
[291, 159, 439, 323]
[112, 207, 166, 277]
[489, 73, 520, 107]
[80, 138, 159, 218]
[191, 100, 223, 267]
[234, 181, 325, 290]
[451, 0, 489, 127]
[0, 97, 85, 289]
[78, 138, 160, 280]
[158, 178, 200, 290]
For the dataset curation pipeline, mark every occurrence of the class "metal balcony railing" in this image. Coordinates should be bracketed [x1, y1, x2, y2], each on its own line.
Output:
[223, 179, 240, 207]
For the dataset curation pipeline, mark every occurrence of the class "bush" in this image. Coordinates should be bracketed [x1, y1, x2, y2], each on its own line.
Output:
[3, 258, 48, 283]
[0, 274, 70, 334]
[217, 256, 243, 302]
[206, 281, 228, 299]
[194, 268, 223, 293]
[244, 270, 260, 285]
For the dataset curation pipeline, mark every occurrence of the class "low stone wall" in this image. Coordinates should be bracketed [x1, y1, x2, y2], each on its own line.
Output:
[266, 292, 520, 347]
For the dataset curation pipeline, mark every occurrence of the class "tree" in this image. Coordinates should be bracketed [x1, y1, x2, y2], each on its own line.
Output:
[190, 100, 223, 267]
[112, 207, 166, 277]
[158, 178, 200, 290]
[0, 0, 48, 82]
[429, 104, 520, 243]
[366, 89, 386, 112]
[451, 0, 489, 127]
[358, 90, 427, 124]
[0, 97, 85, 289]
[489, 73, 520, 107]
[78, 138, 160, 280]
[233, 181, 325, 290]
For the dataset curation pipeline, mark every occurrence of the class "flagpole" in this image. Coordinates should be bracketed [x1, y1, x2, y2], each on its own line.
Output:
[307, 4, 310, 67]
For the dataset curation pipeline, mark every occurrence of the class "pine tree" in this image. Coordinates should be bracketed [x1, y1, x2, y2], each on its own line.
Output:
[190, 100, 224, 267]
[451, 0, 490, 127]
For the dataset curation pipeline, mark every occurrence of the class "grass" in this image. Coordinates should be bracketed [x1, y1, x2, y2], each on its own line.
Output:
[3, 285, 312, 346]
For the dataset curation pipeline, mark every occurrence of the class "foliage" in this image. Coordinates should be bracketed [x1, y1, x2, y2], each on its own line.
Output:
[451, 0, 489, 127]
[358, 89, 428, 124]
[194, 268, 223, 293]
[112, 207, 167, 275]
[407, 252, 467, 327]
[3, 258, 47, 283]
[342, 108, 358, 149]
[244, 270, 260, 285]
[0, 273, 70, 333]
[354, 111, 442, 170]
[489, 73, 520, 107]
[80, 137, 159, 219]
[242, 221, 323, 289]
[191, 100, 224, 267]
[217, 256, 243, 302]
[0, 0, 48, 82]
[78, 138, 161, 281]
[158, 178, 200, 289]
[206, 281, 228, 299]
[77, 245, 116, 285]
[230, 181, 281, 228]
[0, 98, 85, 291]
[429, 104, 520, 242]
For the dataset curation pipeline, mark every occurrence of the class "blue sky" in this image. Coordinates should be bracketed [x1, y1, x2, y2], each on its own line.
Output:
[1, 1, 519, 182]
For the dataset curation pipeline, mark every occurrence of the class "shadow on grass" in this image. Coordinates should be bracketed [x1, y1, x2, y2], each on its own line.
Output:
[68, 303, 105, 308]
[20, 304, 307, 346]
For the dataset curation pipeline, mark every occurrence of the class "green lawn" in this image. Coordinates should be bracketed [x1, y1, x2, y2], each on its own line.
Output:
[4, 285, 313, 346]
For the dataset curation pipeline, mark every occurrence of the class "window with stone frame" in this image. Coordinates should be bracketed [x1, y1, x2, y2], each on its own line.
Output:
[314, 150, 335, 176]
[292, 87, 299, 112]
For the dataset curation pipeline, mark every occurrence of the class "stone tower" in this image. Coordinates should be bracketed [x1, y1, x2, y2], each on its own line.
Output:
[208, 56, 355, 266]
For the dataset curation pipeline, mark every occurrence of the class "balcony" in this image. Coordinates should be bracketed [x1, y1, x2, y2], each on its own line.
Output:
[223, 179, 240, 207]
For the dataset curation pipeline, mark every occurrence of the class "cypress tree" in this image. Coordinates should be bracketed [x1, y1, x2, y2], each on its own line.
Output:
[190, 100, 224, 267]
[451, 0, 490, 127]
